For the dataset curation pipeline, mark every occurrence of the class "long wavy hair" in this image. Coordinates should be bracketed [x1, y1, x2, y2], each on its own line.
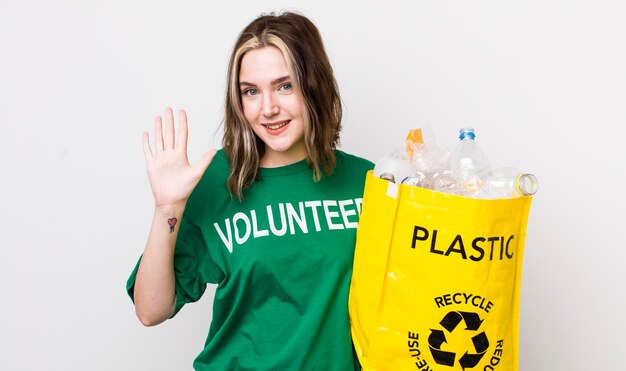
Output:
[222, 12, 342, 201]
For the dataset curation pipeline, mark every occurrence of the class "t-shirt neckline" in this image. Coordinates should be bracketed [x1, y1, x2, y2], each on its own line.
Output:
[258, 158, 310, 177]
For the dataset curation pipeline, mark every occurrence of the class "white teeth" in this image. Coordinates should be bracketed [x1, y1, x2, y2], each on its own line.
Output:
[265, 121, 289, 130]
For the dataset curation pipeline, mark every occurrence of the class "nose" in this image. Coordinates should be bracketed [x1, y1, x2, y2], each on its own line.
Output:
[262, 93, 279, 117]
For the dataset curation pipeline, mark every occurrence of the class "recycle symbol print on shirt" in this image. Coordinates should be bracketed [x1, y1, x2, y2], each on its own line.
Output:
[428, 311, 489, 369]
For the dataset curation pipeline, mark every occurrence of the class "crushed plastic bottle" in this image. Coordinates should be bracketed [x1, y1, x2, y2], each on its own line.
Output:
[480, 167, 538, 199]
[448, 127, 491, 196]
[377, 126, 448, 185]
[375, 127, 538, 199]
[448, 127, 491, 171]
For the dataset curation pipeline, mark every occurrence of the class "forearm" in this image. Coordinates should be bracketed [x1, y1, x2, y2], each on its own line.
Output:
[133, 204, 185, 326]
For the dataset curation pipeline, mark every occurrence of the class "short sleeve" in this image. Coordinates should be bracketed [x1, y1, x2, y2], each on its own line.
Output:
[126, 213, 224, 317]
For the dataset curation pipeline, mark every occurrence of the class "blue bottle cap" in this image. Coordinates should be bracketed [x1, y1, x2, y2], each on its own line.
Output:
[459, 127, 476, 140]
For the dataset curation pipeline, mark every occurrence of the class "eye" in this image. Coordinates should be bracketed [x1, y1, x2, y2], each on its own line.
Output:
[242, 88, 258, 96]
[278, 83, 293, 92]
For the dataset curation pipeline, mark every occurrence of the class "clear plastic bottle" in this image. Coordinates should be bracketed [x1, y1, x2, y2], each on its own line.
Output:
[480, 167, 538, 199]
[432, 170, 466, 195]
[448, 127, 491, 196]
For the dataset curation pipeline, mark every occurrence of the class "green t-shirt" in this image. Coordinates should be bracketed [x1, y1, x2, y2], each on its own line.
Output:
[127, 149, 373, 370]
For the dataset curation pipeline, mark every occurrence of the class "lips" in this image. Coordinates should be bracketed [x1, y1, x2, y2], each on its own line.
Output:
[262, 120, 290, 130]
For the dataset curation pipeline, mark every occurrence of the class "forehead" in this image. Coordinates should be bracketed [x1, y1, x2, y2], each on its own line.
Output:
[239, 46, 290, 83]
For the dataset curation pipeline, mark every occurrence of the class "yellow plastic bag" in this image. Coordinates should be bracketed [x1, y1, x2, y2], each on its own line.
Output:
[349, 172, 532, 371]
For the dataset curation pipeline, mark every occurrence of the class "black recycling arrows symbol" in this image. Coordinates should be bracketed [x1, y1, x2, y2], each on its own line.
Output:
[428, 329, 455, 366]
[428, 311, 490, 369]
[440, 311, 484, 332]
[459, 332, 490, 369]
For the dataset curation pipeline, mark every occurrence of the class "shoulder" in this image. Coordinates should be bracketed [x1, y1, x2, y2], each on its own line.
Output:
[206, 148, 230, 175]
[195, 148, 230, 191]
[185, 149, 231, 217]
[322, 150, 373, 193]
[334, 150, 374, 174]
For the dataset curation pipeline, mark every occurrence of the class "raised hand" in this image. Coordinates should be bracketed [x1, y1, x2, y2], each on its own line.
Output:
[142, 107, 216, 208]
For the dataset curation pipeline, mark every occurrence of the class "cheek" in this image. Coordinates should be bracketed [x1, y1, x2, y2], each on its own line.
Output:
[241, 99, 257, 123]
[285, 95, 303, 117]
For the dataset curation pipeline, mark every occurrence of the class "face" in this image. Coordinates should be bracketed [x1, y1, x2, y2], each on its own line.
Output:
[239, 46, 306, 167]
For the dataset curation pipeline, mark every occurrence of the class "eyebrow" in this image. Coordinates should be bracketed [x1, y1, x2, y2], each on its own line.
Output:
[239, 75, 291, 87]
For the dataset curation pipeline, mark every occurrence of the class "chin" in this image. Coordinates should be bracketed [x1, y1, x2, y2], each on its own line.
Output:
[265, 140, 297, 153]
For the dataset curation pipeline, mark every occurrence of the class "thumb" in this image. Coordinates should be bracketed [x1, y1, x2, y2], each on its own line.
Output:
[193, 149, 217, 176]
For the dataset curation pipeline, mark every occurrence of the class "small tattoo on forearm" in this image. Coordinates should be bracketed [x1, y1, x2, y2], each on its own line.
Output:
[167, 218, 178, 233]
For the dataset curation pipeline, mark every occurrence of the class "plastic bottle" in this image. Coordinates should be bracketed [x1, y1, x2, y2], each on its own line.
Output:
[432, 170, 465, 195]
[373, 155, 418, 184]
[480, 167, 538, 199]
[448, 127, 491, 195]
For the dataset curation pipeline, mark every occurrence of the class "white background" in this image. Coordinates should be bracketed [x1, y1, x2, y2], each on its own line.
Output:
[1, 0, 625, 370]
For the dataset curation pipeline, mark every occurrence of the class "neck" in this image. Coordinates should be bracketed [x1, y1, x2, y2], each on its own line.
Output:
[260, 145, 307, 168]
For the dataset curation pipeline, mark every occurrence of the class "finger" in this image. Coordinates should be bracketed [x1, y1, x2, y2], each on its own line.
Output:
[154, 116, 164, 154]
[164, 107, 175, 150]
[142, 131, 154, 163]
[177, 109, 188, 153]
[193, 149, 217, 177]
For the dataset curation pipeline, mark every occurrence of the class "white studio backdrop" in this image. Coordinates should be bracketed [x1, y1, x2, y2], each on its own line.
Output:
[1, 0, 625, 370]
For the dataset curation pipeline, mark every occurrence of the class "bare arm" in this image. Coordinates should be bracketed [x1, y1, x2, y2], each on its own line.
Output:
[134, 205, 183, 326]
[133, 107, 216, 326]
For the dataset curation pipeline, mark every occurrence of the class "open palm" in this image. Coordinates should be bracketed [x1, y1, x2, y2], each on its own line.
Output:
[143, 107, 216, 208]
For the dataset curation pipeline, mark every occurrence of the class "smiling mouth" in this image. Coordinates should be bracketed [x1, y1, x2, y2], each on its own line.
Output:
[262, 120, 290, 130]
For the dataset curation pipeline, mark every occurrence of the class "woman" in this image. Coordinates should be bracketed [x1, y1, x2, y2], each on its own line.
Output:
[127, 12, 373, 370]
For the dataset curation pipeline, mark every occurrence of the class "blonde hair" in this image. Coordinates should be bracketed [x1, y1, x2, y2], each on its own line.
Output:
[223, 12, 342, 201]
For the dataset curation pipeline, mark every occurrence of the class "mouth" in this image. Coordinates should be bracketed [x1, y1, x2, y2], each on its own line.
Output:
[261, 120, 290, 130]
